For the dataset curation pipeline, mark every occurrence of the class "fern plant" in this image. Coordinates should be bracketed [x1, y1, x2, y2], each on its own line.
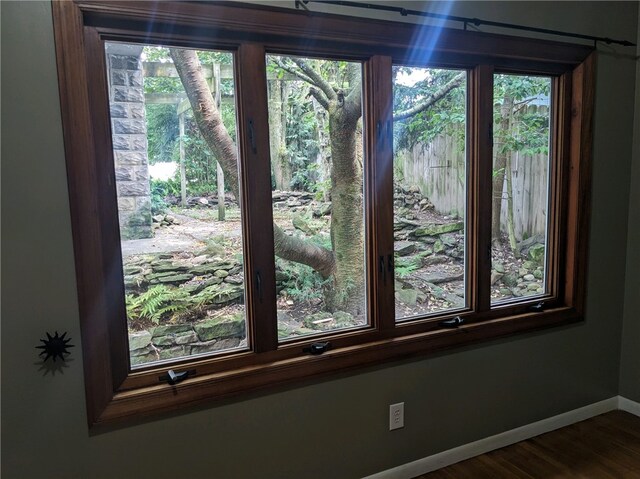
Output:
[276, 259, 329, 303]
[125, 285, 191, 325]
[125, 281, 245, 327]
[394, 255, 421, 278]
[192, 284, 242, 307]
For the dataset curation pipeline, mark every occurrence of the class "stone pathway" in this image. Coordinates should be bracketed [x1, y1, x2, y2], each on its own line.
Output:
[121, 212, 240, 257]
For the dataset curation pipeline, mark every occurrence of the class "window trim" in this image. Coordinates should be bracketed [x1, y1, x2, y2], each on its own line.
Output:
[52, 0, 594, 427]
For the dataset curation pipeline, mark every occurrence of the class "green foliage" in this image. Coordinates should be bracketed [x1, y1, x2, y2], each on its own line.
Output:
[310, 232, 332, 250]
[198, 236, 230, 257]
[126, 281, 243, 326]
[313, 177, 332, 201]
[277, 259, 329, 303]
[393, 67, 467, 152]
[392, 70, 550, 160]
[494, 74, 551, 157]
[125, 285, 191, 325]
[144, 77, 182, 95]
[283, 78, 322, 191]
[394, 259, 419, 278]
[192, 283, 241, 307]
[267, 55, 362, 193]
[393, 158, 405, 184]
[150, 178, 180, 214]
[142, 47, 183, 95]
[267, 56, 356, 92]
[146, 104, 179, 164]
[143, 46, 171, 62]
[276, 232, 332, 302]
[394, 254, 424, 278]
[180, 111, 235, 196]
[150, 191, 167, 216]
[143, 46, 236, 196]
[196, 50, 232, 65]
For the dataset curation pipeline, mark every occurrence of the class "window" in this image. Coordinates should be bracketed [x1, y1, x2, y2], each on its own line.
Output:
[491, 74, 552, 305]
[52, 1, 594, 426]
[110, 43, 248, 367]
[392, 66, 468, 320]
[265, 54, 368, 340]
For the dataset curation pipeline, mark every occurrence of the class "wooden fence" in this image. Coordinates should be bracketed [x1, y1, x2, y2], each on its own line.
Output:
[397, 133, 549, 241]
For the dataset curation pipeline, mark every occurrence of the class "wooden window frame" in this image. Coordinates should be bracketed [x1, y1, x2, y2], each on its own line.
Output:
[52, 0, 594, 427]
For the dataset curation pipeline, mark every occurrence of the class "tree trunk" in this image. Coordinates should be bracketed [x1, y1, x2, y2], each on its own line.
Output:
[311, 95, 331, 201]
[216, 160, 225, 221]
[505, 153, 518, 253]
[325, 91, 365, 314]
[273, 225, 335, 278]
[171, 50, 457, 316]
[492, 94, 513, 244]
[170, 49, 240, 200]
[268, 79, 291, 190]
[179, 113, 187, 207]
[504, 106, 518, 254]
[213, 62, 225, 221]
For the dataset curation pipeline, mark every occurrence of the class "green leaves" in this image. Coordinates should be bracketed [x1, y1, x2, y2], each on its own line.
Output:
[146, 104, 179, 164]
[125, 282, 243, 326]
[393, 67, 466, 151]
[143, 46, 236, 196]
[126, 285, 191, 325]
[493, 75, 551, 157]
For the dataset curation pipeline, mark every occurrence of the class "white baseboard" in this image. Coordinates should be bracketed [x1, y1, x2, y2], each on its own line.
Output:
[619, 396, 640, 417]
[364, 397, 619, 479]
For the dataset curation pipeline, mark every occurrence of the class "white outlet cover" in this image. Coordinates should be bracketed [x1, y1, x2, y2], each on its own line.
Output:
[389, 402, 404, 430]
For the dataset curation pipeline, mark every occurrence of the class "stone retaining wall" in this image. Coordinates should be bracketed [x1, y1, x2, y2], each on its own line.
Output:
[129, 315, 246, 365]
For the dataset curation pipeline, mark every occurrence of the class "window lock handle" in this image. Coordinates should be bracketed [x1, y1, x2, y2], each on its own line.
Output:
[256, 271, 263, 302]
[303, 341, 331, 355]
[528, 301, 545, 312]
[439, 316, 465, 329]
[159, 369, 194, 385]
[248, 118, 257, 154]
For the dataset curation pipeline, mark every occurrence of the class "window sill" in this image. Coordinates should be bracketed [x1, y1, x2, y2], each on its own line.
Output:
[96, 307, 581, 426]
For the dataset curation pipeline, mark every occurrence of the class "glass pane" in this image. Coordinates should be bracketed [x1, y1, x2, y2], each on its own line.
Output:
[392, 66, 467, 320]
[265, 54, 367, 340]
[105, 42, 247, 367]
[491, 74, 551, 304]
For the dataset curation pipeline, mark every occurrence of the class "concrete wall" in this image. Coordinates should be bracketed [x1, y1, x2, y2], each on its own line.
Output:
[620, 4, 640, 404]
[2, 2, 638, 478]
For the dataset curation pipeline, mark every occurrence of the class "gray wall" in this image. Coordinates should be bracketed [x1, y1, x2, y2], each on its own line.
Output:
[2, 2, 638, 478]
[620, 5, 640, 404]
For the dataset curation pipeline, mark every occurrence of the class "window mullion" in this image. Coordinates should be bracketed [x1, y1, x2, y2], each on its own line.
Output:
[235, 43, 278, 353]
[364, 55, 394, 331]
[469, 64, 494, 313]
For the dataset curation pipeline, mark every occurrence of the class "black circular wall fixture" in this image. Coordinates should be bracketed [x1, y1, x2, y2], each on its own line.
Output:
[36, 331, 75, 362]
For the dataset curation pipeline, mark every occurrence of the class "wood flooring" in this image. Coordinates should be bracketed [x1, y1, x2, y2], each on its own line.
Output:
[417, 411, 640, 478]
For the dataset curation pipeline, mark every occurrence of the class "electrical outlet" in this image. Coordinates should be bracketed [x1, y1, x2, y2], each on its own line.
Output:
[389, 402, 404, 430]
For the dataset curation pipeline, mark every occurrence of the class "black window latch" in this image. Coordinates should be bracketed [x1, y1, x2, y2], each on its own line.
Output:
[159, 369, 195, 385]
[528, 301, 545, 312]
[303, 341, 331, 355]
[439, 316, 464, 328]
